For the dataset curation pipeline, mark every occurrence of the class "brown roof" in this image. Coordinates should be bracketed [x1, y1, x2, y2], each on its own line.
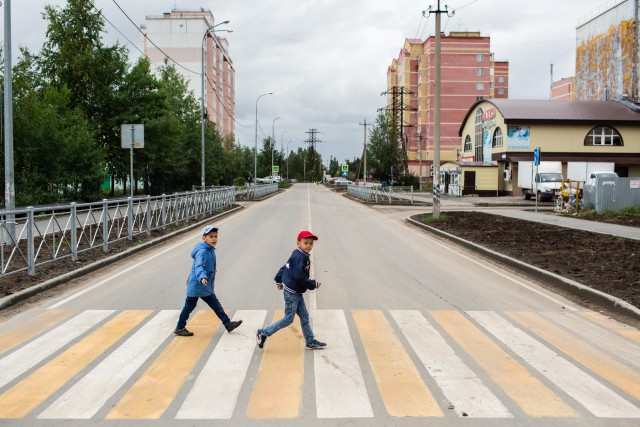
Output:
[458, 99, 640, 135]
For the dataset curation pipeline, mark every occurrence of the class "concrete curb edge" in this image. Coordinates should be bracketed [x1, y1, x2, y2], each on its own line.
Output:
[406, 217, 640, 321]
[0, 205, 245, 310]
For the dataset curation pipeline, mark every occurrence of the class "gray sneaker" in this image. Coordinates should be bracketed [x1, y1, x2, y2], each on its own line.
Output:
[256, 329, 267, 349]
[306, 339, 326, 350]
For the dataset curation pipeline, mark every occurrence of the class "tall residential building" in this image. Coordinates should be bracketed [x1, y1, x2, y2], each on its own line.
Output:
[142, 9, 235, 137]
[386, 32, 508, 181]
[551, 77, 576, 100]
[575, 0, 639, 104]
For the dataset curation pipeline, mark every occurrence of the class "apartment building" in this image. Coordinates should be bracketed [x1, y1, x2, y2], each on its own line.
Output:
[386, 32, 508, 182]
[142, 9, 235, 137]
[551, 77, 576, 100]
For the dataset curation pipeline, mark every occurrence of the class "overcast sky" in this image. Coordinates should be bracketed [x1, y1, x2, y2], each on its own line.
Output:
[2, 0, 611, 162]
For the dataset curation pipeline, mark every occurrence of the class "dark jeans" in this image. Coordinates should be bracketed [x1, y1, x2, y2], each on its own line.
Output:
[177, 294, 231, 329]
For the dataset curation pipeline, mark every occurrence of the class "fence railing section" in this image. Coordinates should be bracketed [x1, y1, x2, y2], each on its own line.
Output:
[235, 184, 279, 200]
[0, 187, 236, 276]
[347, 185, 414, 204]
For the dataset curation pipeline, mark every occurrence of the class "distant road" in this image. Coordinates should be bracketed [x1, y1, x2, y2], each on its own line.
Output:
[1, 183, 639, 426]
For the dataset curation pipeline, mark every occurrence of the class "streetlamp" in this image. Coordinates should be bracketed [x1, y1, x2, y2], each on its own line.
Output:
[272, 116, 285, 178]
[279, 130, 289, 177]
[201, 20, 229, 189]
[254, 92, 273, 183]
[286, 140, 293, 180]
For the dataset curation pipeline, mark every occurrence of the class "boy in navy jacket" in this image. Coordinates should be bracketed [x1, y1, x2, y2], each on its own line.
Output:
[257, 230, 326, 350]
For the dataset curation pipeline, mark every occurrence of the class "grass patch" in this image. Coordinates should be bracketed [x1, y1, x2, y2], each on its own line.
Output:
[421, 213, 449, 223]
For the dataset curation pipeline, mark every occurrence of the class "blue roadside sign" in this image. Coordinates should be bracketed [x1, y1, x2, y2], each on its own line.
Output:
[533, 147, 540, 166]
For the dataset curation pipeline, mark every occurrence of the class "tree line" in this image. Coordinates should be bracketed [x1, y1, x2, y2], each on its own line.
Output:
[0, 0, 412, 207]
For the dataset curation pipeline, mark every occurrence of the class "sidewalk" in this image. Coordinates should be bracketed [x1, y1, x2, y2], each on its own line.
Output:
[415, 193, 640, 241]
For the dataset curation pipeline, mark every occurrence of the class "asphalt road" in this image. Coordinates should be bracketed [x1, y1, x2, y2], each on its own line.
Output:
[0, 183, 639, 426]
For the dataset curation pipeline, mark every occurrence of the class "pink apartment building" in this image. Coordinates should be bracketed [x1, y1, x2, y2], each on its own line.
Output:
[387, 32, 508, 181]
[142, 9, 235, 137]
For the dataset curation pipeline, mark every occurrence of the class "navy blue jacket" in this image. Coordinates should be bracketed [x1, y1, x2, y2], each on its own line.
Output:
[274, 248, 317, 294]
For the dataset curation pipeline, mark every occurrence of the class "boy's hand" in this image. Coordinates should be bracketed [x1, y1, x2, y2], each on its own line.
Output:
[277, 284, 283, 291]
[200, 278, 208, 286]
[316, 282, 321, 289]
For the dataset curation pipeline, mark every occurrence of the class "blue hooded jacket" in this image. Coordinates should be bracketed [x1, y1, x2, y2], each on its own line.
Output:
[186, 241, 216, 297]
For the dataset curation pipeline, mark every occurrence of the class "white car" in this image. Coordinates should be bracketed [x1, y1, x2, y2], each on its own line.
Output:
[333, 178, 353, 186]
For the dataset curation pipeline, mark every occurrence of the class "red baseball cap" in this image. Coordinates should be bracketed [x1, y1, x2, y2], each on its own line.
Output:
[297, 230, 318, 241]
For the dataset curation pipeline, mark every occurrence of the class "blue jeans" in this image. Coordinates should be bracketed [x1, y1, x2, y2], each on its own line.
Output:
[177, 294, 231, 329]
[262, 291, 314, 344]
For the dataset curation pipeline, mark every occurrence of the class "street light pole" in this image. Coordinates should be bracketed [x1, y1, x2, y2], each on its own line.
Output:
[272, 116, 284, 177]
[286, 140, 293, 180]
[201, 20, 229, 189]
[254, 92, 273, 183]
[279, 130, 289, 177]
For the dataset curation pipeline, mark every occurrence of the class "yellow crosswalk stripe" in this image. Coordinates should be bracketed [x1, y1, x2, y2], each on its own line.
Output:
[0, 309, 74, 356]
[0, 310, 151, 418]
[580, 311, 640, 343]
[507, 311, 640, 401]
[107, 310, 220, 419]
[352, 310, 443, 417]
[431, 311, 576, 417]
[246, 310, 305, 419]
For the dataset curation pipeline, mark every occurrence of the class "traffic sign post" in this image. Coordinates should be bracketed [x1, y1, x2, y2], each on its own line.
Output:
[534, 147, 540, 212]
[121, 124, 144, 198]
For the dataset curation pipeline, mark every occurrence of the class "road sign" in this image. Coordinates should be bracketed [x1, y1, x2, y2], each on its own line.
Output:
[533, 147, 540, 166]
[272, 166, 279, 173]
[121, 124, 144, 149]
[341, 164, 349, 172]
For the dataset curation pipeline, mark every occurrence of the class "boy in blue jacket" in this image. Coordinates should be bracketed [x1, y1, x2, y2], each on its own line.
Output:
[256, 230, 326, 350]
[174, 225, 242, 336]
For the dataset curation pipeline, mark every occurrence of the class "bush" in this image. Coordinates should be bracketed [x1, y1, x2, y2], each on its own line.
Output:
[233, 177, 245, 186]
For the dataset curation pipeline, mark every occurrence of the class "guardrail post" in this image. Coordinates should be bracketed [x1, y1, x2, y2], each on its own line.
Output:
[71, 202, 78, 261]
[146, 195, 152, 236]
[27, 207, 35, 275]
[175, 192, 180, 226]
[185, 191, 190, 223]
[161, 194, 167, 230]
[102, 199, 109, 253]
[127, 197, 133, 241]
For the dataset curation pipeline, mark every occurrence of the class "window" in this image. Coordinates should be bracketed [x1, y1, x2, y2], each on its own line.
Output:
[476, 82, 485, 90]
[492, 127, 503, 148]
[497, 87, 504, 94]
[476, 68, 484, 76]
[464, 135, 472, 151]
[584, 126, 623, 146]
[497, 76, 504, 83]
[476, 54, 484, 62]
[474, 109, 483, 160]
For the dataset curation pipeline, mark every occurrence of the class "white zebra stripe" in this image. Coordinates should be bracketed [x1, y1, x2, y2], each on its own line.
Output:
[313, 309, 373, 418]
[176, 310, 266, 419]
[0, 310, 113, 389]
[391, 310, 513, 418]
[38, 310, 178, 419]
[469, 311, 640, 418]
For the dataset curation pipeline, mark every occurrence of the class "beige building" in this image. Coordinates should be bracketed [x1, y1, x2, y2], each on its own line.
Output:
[143, 9, 235, 137]
[456, 99, 640, 196]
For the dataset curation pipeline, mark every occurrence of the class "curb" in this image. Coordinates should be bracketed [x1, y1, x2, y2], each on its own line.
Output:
[0, 205, 244, 310]
[406, 217, 640, 321]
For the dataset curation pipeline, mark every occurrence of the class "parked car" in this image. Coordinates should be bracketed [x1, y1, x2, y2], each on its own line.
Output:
[334, 177, 353, 186]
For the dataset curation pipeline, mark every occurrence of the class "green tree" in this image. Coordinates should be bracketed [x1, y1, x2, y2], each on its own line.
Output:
[367, 110, 404, 182]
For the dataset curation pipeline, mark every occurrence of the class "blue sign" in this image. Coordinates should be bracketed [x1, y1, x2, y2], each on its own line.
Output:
[342, 172, 347, 177]
[533, 147, 540, 166]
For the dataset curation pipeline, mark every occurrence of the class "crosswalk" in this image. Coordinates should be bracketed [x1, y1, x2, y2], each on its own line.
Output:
[0, 308, 639, 421]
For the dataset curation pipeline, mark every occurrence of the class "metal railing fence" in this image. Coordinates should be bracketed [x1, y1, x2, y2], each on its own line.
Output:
[347, 185, 414, 204]
[0, 187, 236, 277]
[234, 183, 279, 200]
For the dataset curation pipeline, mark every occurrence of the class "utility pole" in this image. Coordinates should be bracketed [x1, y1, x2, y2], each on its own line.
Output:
[4, 0, 16, 241]
[359, 118, 368, 183]
[304, 129, 321, 182]
[424, 0, 454, 218]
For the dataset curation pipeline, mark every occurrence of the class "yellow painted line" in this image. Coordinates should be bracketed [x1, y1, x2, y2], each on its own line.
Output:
[507, 311, 640, 401]
[107, 310, 219, 419]
[431, 311, 575, 417]
[580, 311, 640, 343]
[352, 310, 442, 417]
[0, 310, 151, 418]
[0, 309, 74, 356]
[246, 310, 304, 419]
